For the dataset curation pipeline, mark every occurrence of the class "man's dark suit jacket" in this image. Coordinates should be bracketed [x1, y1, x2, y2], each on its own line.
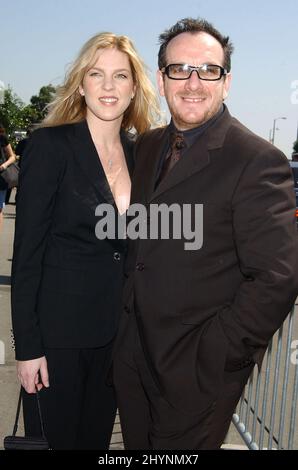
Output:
[116, 106, 298, 414]
[11, 120, 134, 361]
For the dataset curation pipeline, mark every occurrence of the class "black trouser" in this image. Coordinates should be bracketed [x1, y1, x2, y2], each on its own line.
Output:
[113, 314, 253, 450]
[22, 343, 116, 450]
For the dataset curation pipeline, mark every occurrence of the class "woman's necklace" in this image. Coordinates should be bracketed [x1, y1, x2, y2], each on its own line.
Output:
[96, 143, 122, 178]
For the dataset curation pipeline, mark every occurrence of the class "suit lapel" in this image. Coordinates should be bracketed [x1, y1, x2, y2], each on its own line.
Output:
[137, 127, 168, 204]
[70, 120, 134, 207]
[151, 137, 210, 201]
[147, 106, 233, 202]
[120, 129, 135, 179]
[70, 120, 114, 205]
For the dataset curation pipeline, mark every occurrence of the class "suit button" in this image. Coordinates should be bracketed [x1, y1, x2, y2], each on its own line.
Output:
[124, 305, 130, 314]
[136, 262, 144, 271]
[113, 252, 121, 261]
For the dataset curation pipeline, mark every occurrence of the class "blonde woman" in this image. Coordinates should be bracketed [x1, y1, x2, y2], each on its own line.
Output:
[11, 32, 160, 450]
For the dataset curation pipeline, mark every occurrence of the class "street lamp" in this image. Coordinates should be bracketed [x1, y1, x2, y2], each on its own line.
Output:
[271, 116, 287, 145]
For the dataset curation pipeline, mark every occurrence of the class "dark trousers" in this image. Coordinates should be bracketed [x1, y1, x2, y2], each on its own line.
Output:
[113, 314, 253, 450]
[22, 343, 116, 450]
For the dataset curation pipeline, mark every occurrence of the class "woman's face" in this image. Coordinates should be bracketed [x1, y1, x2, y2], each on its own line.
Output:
[79, 47, 136, 125]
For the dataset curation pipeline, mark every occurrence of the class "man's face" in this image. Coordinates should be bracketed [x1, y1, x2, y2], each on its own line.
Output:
[157, 32, 232, 130]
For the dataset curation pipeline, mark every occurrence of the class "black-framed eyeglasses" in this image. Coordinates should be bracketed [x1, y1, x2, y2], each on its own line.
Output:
[161, 63, 228, 81]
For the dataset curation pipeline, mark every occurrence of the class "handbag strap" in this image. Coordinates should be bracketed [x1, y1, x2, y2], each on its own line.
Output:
[35, 387, 47, 439]
[13, 387, 47, 439]
[12, 387, 23, 436]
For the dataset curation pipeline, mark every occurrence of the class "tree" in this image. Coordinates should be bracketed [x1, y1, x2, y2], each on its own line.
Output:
[0, 87, 28, 147]
[29, 84, 56, 122]
[293, 140, 298, 154]
[0, 84, 56, 148]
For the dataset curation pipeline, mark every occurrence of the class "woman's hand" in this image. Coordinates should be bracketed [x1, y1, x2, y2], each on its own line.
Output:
[17, 356, 50, 394]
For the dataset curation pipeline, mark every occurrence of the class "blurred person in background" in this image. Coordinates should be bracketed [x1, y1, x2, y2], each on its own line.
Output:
[5, 128, 32, 204]
[0, 123, 16, 231]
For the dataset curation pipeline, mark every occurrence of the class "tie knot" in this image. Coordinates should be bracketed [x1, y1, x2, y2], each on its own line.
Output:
[170, 132, 185, 150]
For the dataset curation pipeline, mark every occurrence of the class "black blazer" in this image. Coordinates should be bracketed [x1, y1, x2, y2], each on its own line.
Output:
[11, 120, 134, 361]
[115, 106, 298, 414]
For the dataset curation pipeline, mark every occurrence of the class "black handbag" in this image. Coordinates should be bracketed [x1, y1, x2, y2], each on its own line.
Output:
[3, 387, 50, 450]
[0, 162, 19, 188]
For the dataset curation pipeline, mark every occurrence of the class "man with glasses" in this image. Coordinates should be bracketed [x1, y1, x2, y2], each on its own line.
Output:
[113, 17, 298, 449]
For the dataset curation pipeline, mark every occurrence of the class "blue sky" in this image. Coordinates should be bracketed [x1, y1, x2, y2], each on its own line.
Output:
[1, 0, 298, 157]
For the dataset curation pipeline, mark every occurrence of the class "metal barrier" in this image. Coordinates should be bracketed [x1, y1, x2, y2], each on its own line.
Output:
[232, 305, 298, 449]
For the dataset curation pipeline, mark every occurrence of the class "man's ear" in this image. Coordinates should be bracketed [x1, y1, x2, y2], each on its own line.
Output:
[156, 69, 165, 97]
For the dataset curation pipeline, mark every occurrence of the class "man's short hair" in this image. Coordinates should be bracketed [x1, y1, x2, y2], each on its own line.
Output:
[158, 17, 234, 72]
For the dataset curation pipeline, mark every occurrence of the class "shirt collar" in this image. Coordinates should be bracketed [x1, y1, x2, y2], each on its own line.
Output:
[169, 104, 225, 149]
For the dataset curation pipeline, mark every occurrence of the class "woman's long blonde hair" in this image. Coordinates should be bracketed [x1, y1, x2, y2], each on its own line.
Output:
[42, 32, 161, 133]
